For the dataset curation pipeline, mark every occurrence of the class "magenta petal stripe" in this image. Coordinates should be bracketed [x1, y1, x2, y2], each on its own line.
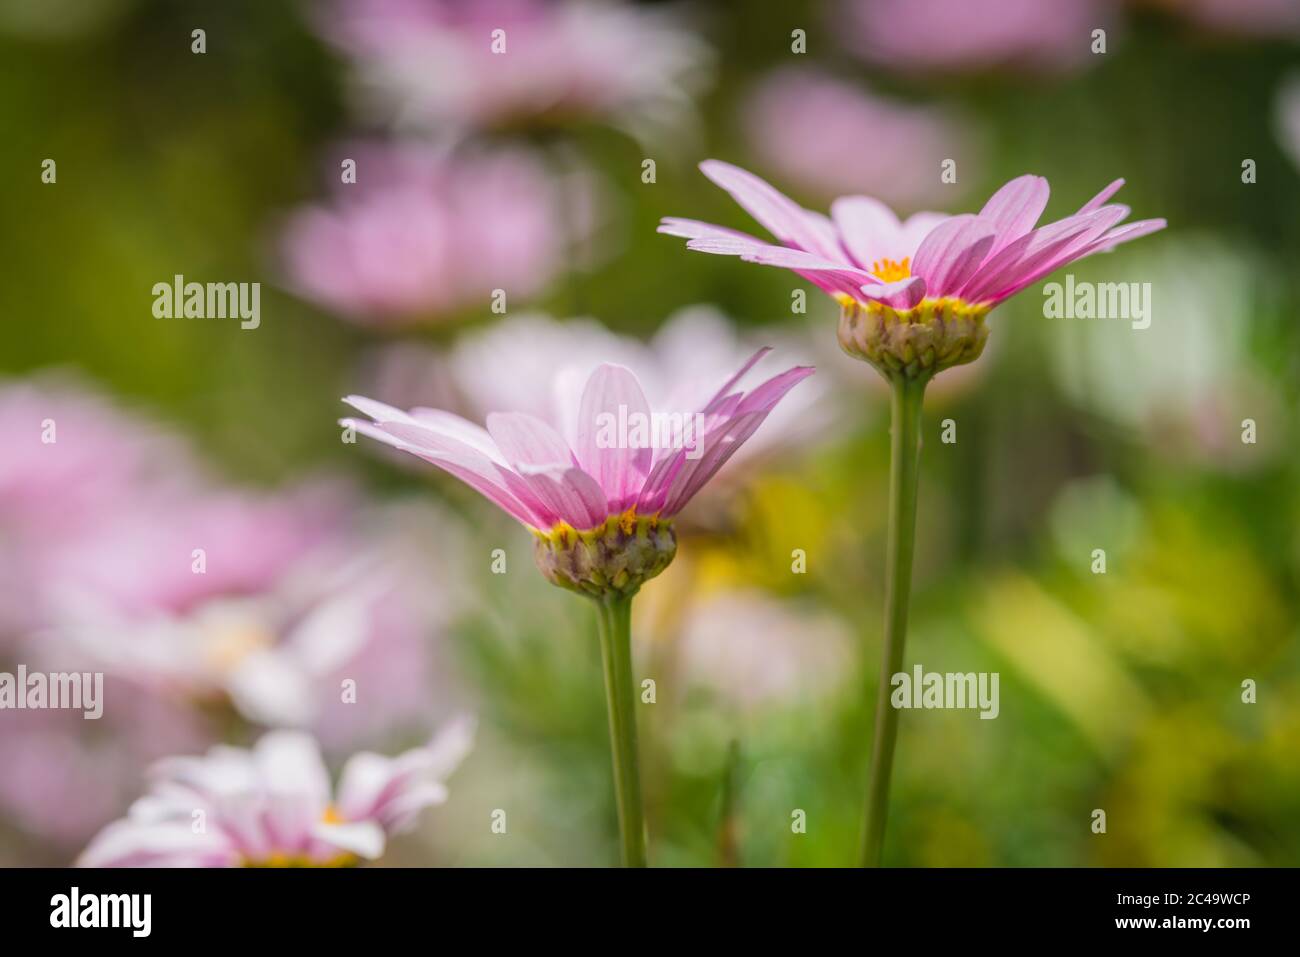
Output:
[910, 214, 997, 297]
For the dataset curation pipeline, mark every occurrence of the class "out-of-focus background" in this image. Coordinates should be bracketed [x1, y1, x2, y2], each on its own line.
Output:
[2, 0, 1298, 867]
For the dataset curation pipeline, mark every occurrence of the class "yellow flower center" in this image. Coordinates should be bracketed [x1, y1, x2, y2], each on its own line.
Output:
[542, 506, 660, 539]
[244, 851, 359, 868]
[870, 256, 911, 283]
[203, 620, 275, 674]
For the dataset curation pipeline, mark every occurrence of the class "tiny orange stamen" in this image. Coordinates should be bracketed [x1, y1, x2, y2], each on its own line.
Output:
[870, 257, 911, 283]
[618, 506, 637, 535]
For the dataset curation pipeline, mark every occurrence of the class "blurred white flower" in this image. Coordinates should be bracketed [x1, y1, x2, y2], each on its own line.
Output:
[44, 484, 471, 743]
[79, 720, 473, 867]
[668, 588, 857, 714]
[1047, 235, 1283, 470]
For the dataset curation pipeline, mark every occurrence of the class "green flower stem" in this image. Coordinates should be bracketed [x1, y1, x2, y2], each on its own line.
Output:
[860, 373, 928, 868]
[594, 593, 647, 867]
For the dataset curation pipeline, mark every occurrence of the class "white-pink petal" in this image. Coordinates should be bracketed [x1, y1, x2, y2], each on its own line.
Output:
[362, 418, 544, 527]
[575, 364, 654, 508]
[698, 159, 846, 261]
[485, 412, 574, 471]
[829, 195, 904, 270]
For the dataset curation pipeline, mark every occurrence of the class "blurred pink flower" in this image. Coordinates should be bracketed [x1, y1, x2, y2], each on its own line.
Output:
[280, 144, 588, 326]
[840, 0, 1113, 74]
[78, 720, 473, 867]
[0, 377, 473, 853]
[341, 352, 813, 532]
[0, 682, 208, 852]
[743, 68, 981, 208]
[47, 481, 345, 619]
[316, 0, 712, 144]
[661, 161, 1165, 313]
[0, 376, 194, 635]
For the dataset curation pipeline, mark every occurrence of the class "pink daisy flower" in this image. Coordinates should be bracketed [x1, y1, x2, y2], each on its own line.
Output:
[341, 355, 811, 867]
[341, 354, 812, 595]
[279, 144, 587, 327]
[661, 160, 1165, 380]
[78, 720, 473, 867]
[665, 162, 1165, 866]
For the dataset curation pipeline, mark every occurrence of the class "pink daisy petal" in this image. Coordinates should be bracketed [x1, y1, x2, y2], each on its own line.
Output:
[78, 820, 236, 868]
[735, 364, 819, 417]
[978, 174, 1050, 257]
[1078, 178, 1125, 213]
[657, 217, 765, 245]
[1077, 217, 1168, 256]
[698, 159, 846, 261]
[661, 365, 815, 516]
[659, 411, 768, 517]
[701, 347, 772, 414]
[898, 211, 952, 255]
[859, 276, 927, 310]
[574, 364, 654, 510]
[357, 418, 546, 527]
[514, 464, 610, 530]
[960, 207, 1119, 304]
[979, 205, 1133, 302]
[637, 447, 689, 514]
[485, 412, 616, 526]
[485, 412, 575, 471]
[405, 407, 505, 461]
[341, 394, 421, 426]
[910, 214, 998, 297]
[685, 237, 879, 299]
